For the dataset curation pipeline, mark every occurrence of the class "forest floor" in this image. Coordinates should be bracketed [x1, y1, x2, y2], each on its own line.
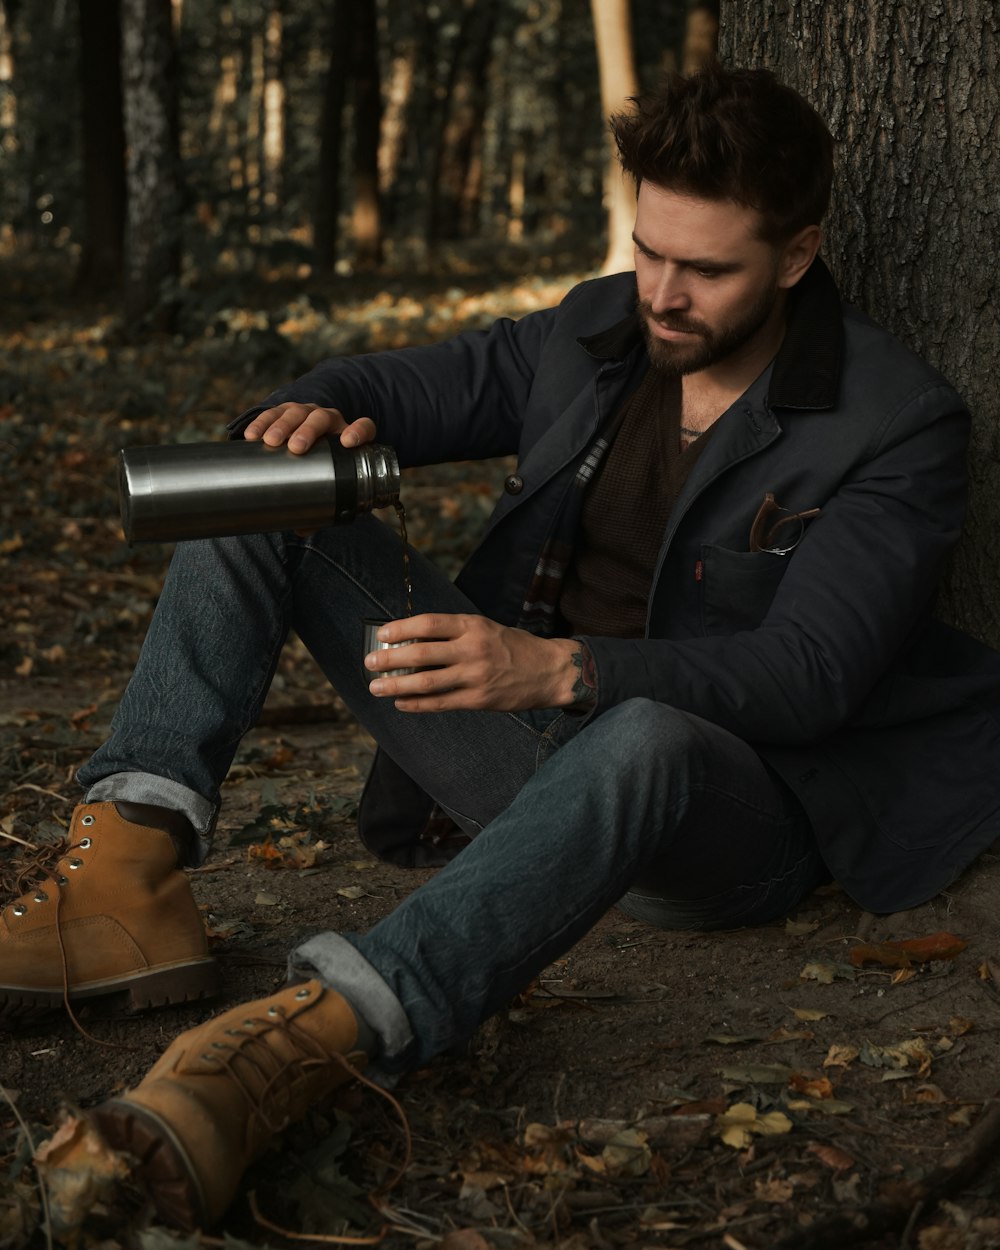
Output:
[2, 254, 1000, 1250]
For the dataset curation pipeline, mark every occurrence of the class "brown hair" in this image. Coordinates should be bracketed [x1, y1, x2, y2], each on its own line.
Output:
[611, 64, 834, 242]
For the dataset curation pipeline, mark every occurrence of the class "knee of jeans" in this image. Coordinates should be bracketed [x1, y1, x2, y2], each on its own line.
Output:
[596, 698, 711, 773]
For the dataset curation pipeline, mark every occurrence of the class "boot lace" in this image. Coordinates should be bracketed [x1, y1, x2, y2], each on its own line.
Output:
[0, 837, 67, 905]
[205, 1003, 412, 1187]
[202, 1006, 362, 1134]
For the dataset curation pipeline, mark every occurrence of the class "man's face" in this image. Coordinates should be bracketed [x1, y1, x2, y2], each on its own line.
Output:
[632, 183, 792, 377]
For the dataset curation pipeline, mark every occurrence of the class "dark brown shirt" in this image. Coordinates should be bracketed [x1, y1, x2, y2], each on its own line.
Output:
[559, 366, 714, 638]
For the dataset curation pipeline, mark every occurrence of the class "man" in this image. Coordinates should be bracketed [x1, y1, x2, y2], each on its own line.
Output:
[6, 65, 1000, 1229]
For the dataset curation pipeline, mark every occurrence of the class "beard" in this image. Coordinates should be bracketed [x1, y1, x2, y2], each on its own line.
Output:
[638, 279, 781, 377]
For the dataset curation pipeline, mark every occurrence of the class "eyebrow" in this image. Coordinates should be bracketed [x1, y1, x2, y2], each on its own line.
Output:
[631, 231, 743, 273]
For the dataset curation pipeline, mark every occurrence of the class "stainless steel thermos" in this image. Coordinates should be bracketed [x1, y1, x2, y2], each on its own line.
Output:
[118, 438, 400, 543]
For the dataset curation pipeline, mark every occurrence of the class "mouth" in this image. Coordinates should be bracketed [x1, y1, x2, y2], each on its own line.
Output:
[647, 318, 702, 340]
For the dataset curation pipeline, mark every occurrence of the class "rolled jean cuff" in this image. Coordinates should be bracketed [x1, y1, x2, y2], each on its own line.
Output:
[289, 932, 415, 1081]
[81, 771, 215, 866]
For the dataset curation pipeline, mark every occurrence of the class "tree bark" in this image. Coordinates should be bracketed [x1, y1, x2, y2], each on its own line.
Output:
[76, 0, 126, 292]
[351, 0, 382, 266]
[120, 0, 181, 325]
[719, 1, 1000, 645]
[590, 0, 639, 275]
[427, 0, 496, 245]
[314, 0, 353, 271]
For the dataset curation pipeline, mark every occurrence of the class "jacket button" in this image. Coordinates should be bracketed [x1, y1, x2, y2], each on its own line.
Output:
[504, 474, 524, 495]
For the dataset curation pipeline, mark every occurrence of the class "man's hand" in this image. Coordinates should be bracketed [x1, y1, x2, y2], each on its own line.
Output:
[365, 614, 592, 712]
[243, 403, 377, 455]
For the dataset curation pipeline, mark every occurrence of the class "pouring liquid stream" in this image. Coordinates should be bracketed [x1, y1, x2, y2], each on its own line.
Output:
[394, 500, 413, 617]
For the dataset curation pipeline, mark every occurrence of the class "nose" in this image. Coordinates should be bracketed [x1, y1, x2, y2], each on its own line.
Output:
[649, 266, 691, 315]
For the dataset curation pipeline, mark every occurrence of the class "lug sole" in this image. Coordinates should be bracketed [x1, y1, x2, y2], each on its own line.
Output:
[0, 957, 222, 1019]
[90, 1098, 207, 1231]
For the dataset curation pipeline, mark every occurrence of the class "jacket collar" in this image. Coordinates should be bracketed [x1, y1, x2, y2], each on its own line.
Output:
[577, 256, 844, 411]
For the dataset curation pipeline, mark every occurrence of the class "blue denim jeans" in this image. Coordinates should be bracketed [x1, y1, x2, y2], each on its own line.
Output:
[79, 517, 827, 1072]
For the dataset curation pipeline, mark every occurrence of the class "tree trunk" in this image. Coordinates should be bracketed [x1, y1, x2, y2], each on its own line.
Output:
[314, 0, 353, 271]
[76, 0, 126, 293]
[590, 0, 639, 275]
[720, 1, 1000, 646]
[682, 0, 718, 74]
[120, 0, 181, 325]
[427, 0, 496, 245]
[351, 0, 382, 267]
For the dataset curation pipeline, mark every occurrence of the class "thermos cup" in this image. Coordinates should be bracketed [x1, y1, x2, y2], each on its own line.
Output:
[118, 437, 400, 543]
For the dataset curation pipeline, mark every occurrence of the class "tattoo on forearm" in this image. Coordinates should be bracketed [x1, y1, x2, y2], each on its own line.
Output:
[569, 644, 598, 711]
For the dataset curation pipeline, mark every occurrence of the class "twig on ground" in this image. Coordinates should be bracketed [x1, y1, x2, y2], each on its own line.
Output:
[0, 1082, 54, 1250]
[7, 784, 72, 803]
[776, 1096, 1000, 1249]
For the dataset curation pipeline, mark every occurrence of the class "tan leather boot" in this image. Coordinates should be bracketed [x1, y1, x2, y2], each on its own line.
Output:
[90, 979, 366, 1229]
[0, 801, 220, 1016]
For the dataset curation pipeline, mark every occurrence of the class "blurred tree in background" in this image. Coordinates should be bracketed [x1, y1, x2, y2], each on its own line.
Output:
[0, 0, 718, 321]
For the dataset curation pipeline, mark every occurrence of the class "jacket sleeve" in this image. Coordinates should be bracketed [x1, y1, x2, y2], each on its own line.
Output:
[577, 383, 971, 745]
[228, 305, 564, 468]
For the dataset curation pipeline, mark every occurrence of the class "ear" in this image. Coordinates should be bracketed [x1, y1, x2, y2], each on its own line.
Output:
[777, 225, 822, 289]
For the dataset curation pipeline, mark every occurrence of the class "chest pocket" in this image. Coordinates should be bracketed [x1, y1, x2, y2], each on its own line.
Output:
[699, 543, 789, 635]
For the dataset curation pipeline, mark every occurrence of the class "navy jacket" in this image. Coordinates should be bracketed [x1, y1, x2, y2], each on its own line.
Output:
[236, 260, 1000, 913]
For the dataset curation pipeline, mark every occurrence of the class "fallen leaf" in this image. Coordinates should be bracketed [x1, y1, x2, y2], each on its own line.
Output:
[34, 1114, 130, 1238]
[785, 919, 819, 936]
[791, 1007, 829, 1021]
[767, 1026, 815, 1044]
[70, 702, 98, 729]
[440, 1231, 492, 1250]
[800, 961, 855, 984]
[861, 1037, 936, 1075]
[822, 1043, 859, 1068]
[715, 1102, 792, 1149]
[718, 1063, 796, 1085]
[788, 1073, 834, 1100]
[832, 1172, 863, 1203]
[754, 1176, 794, 1203]
[337, 885, 368, 900]
[577, 1130, 652, 1177]
[705, 1032, 765, 1045]
[786, 1097, 855, 1116]
[850, 931, 968, 969]
[948, 1016, 974, 1036]
[807, 1141, 855, 1172]
[904, 1083, 946, 1104]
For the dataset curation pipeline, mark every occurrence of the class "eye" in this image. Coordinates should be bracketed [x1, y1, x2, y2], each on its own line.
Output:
[695, 267, 723, 279]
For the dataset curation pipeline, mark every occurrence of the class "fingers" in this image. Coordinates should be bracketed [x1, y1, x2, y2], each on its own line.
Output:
[372, 613, 475, 644]
[365, 615, 495, 708]
[242, 405, 377, 454]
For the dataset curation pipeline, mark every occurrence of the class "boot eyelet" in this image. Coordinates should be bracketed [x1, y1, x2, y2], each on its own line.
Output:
[81, 815, 95, 827]
[294, 988, 311, 1000]
[211, 1041, 228, 1049]
[225, 1028, 241, 1036]
[79, 837, 93, 850]
[57, 876, 69, 887]
[33, 891, 48, 904]
[11, 904, 26, 917]
[243, 1019, 257, 1028]
[68, 858, 84, 870]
